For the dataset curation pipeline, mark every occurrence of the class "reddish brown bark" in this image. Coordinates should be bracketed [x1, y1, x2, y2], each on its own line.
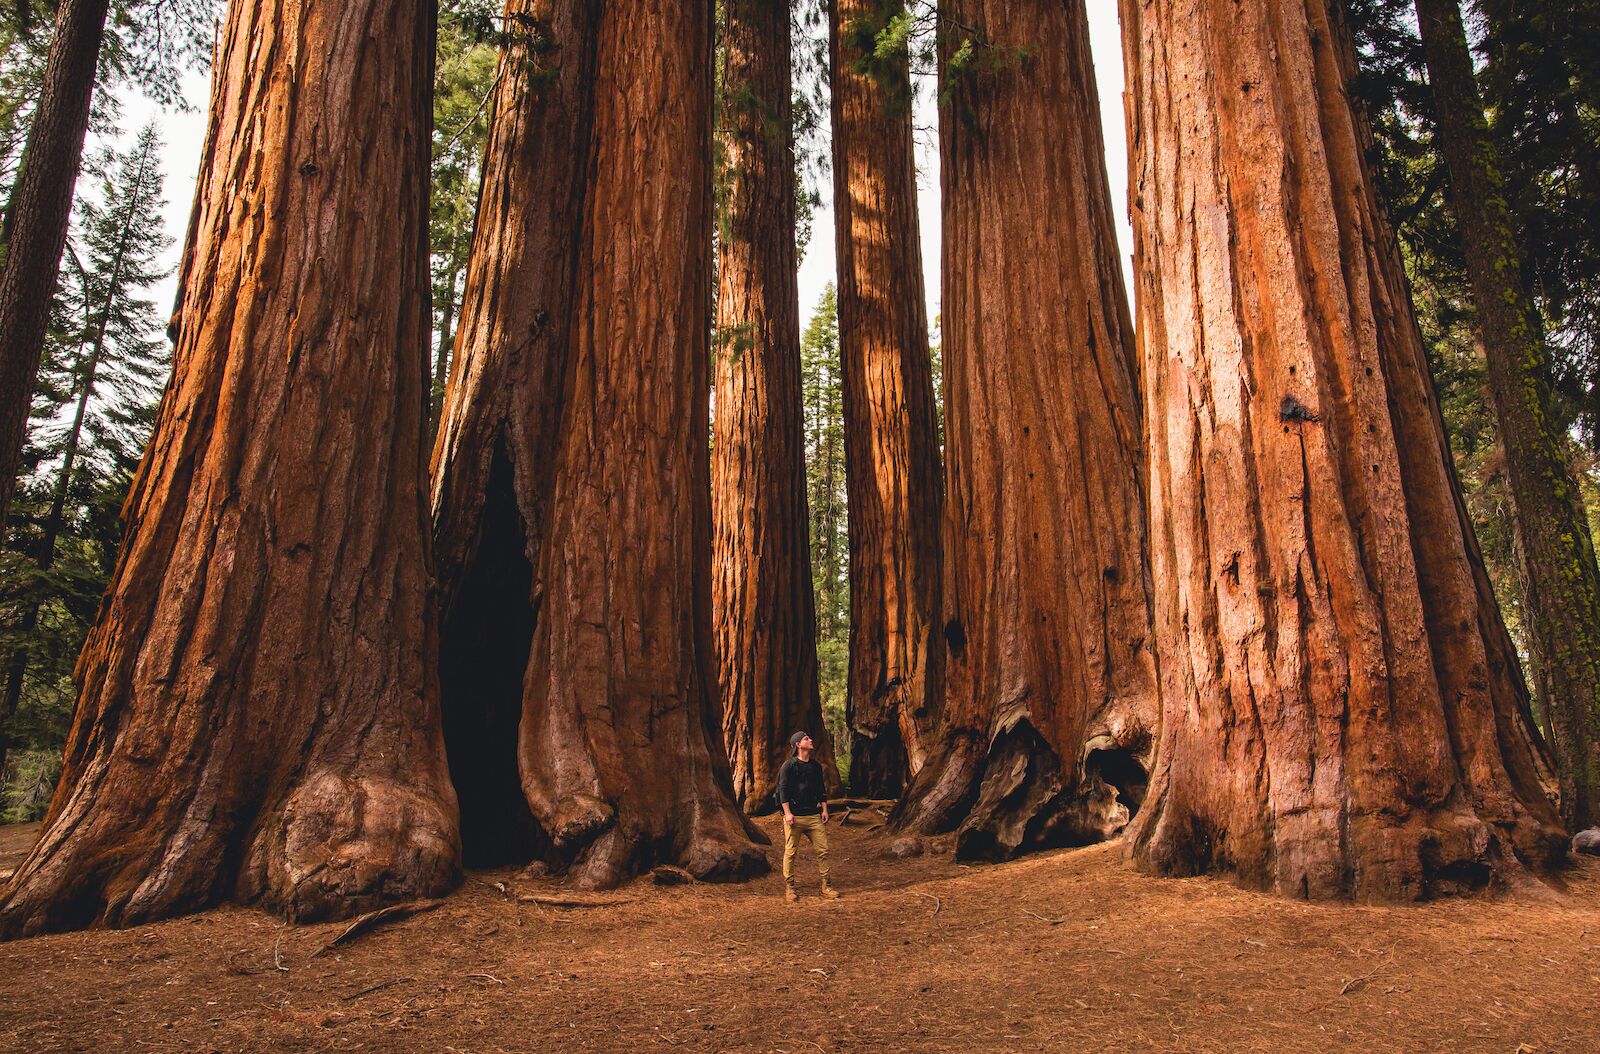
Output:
[428, 0, 598, 868]
[430, 0, 767, 887]
[0, 0, 459, 937]
[0, 0, 110, 543]
[712, 0, 838, 811]
[1120, 0, 1566, 898]
[890, 0, 1158, 861]
[1414, 0, 1600, 832]
[828, 0, 943, 796]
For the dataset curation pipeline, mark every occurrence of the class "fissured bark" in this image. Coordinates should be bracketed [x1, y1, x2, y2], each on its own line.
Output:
[0, 0, 459, 937]
[430, 0, 767, 886]
[828, 0, 944, 796]
[712, 0, 838, 811]
[890, 0, 1159, 861]
[1120, 0, 1566, 898]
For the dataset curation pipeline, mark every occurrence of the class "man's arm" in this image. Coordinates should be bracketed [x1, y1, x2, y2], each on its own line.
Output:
[778, 761, 796, 825]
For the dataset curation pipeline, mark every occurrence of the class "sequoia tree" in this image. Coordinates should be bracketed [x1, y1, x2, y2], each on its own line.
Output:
[430, 0, 767, 886]
[0, 0, 460, 937]
[0, 0, 110, 542]
[1413, 0, 1600, 830]
[712, 0, 838, 810]
[829, 0, 943, 795]
[1120, 0, 1566, 898]
[890, 0, 1159, 861]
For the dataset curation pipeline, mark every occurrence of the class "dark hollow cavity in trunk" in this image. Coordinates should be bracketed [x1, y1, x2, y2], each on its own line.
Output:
[439, 442, 543, 869]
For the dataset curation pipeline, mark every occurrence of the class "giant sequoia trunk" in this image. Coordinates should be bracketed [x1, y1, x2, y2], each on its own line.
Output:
[828, 0, 943, 796]
[1120, 0, 1566, 898]
[712, 0, 838, 811]
[1414, 0, 1600, 832]
[430, 0, 767, 886]
[0, 0, 110, 542]
[0, 0, 460, 937]
[890, 0, 1159, 861]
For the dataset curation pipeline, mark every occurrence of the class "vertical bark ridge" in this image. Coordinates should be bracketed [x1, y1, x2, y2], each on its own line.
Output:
[829, 0, 944, 796]
[891, 0, 1159, 862]
[431, 0, 768, 888]
[429, 0, 600, 866]
[0, 0, 460, 938]
[711, 0, 839, 812]
[1121, 0, 1565, 900]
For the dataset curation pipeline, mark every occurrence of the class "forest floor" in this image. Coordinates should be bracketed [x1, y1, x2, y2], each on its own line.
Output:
[0, 812, 1596, 1054]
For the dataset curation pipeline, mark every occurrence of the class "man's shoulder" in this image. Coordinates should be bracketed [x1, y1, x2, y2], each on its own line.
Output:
[778, 756, 799, 774]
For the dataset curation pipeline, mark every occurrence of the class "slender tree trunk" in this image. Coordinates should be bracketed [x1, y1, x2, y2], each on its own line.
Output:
[0, 0, 460, 937]
[712, 0, 837, 812]
[888, 0, 1158, 861]
[430, 254, 463, 434]
[431, 0, 766, 886]
[828, 0, 943, 796]
[0, 0, 109, 544]
[1414, 0, 1600, 832]
[1120, 0, 1566, 898]
[0, 146, 148, 776]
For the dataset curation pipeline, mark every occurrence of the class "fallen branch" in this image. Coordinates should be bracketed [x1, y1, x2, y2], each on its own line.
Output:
[1022, 910, 1065, 925]
[313, 899, 444, 956]
[343, 977, 414, 1001]
[517, 893, 637, 908]
[908, 891, 942, 917]
[465, 973, 504, 984]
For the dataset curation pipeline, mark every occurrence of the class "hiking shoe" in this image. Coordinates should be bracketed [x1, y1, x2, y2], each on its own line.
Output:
[784, 884, 800, 903]
[820, 882, 840, 900]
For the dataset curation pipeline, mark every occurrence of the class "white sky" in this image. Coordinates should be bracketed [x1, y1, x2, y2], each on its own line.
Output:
[114, 2, 1133, 338]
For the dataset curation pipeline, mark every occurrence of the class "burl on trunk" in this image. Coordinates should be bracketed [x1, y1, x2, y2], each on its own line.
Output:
[890, 0, 1159, 860]
[712, 0, 839, 811]
[1120, 0, 1566, 898]
[1, 0, 459, 937]
[430, 0, 766, 887]
[829, 0, 944, 796]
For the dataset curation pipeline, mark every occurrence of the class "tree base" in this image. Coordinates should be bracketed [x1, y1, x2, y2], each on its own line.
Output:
[892, 715, 1151, 863]
[0, 769, 459, 939]
[1127, 783, 1568, 901]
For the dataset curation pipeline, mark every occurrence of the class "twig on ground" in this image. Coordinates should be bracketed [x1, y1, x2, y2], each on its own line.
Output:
[343, 977, 414, 1001]
[465, 972, 505, 984]
[273, 937, 288, 972]
[312, 899, 445, 956]
[1023, 910, 1066, 925]
[909, 891, 942, 916]
[1339, 957, 1392, 995]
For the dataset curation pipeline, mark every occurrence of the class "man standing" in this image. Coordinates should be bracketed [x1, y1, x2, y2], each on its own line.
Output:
[778, 731, 837, 902]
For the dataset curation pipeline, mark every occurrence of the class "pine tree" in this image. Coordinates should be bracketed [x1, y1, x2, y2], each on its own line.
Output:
[800, 284, 850, 764]
[0, 122, 170, 798]
[428, 0, 497, 431]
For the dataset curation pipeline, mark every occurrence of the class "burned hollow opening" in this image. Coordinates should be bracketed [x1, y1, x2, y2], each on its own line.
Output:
[439, 441, 543, 868]
[1083, 746, 1149, 820]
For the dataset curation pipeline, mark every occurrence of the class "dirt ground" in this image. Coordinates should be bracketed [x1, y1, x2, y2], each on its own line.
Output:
[1, 811, 1596, 1054]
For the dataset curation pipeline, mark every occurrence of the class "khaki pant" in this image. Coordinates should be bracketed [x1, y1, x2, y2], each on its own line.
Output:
[782, 814, 830, 884]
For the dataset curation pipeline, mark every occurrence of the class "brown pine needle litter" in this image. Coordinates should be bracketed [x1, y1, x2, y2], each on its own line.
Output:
[1, 816, 1596, 1053]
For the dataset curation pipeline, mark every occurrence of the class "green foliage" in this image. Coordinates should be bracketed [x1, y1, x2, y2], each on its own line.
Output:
[1347, 0, 1600, 730]
[800, 286, 849, 758]
[1476, 0, 1600, 450]
[428, 0, 499, 423]
[2, 123, 171, 817]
